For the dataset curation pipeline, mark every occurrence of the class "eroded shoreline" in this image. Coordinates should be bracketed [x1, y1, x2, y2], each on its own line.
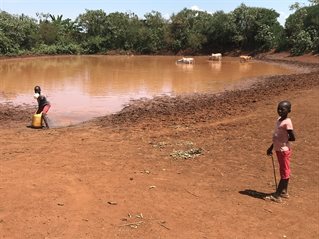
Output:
[0, 56, 318, 128]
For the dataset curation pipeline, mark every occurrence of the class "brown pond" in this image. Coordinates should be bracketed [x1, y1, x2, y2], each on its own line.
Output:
[0, 55, 294, 127]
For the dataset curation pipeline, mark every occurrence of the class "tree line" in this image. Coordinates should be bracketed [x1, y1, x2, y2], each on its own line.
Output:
[0, 1, 318, 56]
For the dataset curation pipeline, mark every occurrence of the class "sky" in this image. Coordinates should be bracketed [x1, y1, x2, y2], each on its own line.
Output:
[0, 0, 308, 25]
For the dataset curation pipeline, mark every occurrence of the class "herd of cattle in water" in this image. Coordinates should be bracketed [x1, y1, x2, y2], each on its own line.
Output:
[176, 53, 252, 64]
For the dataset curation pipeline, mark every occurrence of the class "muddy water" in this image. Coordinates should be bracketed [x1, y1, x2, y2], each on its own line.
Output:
[0, 55, 293, 126]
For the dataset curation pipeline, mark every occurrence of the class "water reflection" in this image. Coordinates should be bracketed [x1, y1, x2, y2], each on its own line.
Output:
[175, 62, 194, 71]
[0, 56, 293, 126]
[210, 61, 222, 71]
[238, 62, 253, 72]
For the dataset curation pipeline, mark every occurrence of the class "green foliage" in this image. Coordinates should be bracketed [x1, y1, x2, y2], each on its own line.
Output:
[38, 21, 59, 45]
[290, 30, 314, 55]
[81, 36, 105, 54]
[0, 3, 318, 56]
[141, 11, 168, 53]
[308, 0, 319, 5]
[275, 31, 290, 52]
[0, 31, 15, 54]
[56, 43, 82, 54]
[105, 12, 140, 51]
[313, 34, 319, 52]
[37, 13, 81, 46]
[0, 11, 38, 54]
[254, 25, 275, 51]
[76, 9, 107, 37]
[169, 8, 209, 54]
[204, 11, 236, 52]
[35, 43, 82, 55]
[284, 4, 319, 54]
[231, 4, 282, 51]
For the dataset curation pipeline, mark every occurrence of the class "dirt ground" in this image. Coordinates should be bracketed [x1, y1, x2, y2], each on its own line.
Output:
[0, 53, 318, 239]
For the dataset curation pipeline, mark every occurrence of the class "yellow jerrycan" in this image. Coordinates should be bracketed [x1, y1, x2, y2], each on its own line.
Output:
[32, 113, 43, 128]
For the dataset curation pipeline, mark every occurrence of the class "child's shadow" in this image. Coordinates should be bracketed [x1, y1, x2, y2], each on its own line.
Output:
[239, 189, 272, 200]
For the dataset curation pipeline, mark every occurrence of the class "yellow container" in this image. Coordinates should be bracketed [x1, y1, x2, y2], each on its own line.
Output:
[32, 113, 42, 128]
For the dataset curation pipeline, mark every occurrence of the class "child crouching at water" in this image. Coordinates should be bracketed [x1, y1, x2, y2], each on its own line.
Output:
[34, 85, 51, 128]
[265, 100, 296, 202]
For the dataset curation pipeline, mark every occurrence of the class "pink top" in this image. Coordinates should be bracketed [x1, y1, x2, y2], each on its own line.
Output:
[272, 117, 293, 151]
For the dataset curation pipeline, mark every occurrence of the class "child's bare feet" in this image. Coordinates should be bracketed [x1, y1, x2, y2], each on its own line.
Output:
[280, 192, 289, 199]
[264, 194, 282, 203]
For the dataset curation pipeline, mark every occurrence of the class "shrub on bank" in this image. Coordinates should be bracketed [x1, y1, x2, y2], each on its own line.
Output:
[290, 30, 314, 56]
[34, 43, 82, 55]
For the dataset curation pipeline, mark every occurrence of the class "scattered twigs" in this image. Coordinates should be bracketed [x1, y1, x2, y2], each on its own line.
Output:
[119, 221, 144, 228]
[263, 208, 273, 213]
[185, 188, 199, 197]
[158, 221, 170, 230]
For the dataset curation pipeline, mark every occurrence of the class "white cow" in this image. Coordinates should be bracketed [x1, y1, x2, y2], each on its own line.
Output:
[209, 53, 222, 61]
[240, 55, 252, 62]
[176, 57, 194, 64]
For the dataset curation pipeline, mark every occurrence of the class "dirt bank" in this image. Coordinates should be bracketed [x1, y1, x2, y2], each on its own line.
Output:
[0, 53, 318, 239]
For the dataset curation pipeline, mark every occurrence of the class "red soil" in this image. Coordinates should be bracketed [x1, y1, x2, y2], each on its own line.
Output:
[0, 53, 318, 239]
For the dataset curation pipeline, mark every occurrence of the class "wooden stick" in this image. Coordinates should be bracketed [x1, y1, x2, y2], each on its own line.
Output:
[119, 221, 144, 227]
[271, 155, 278, 189]
[185, 189, 199, 197]
[158, 222, 170, 230]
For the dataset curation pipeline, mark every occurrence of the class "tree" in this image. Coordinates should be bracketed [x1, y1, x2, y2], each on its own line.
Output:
[0, 11, 38, 54]
[104, 12, 134, 51]
[308, 0, 319, 5]
[0, 31, 13, 54]
[140, 11, 169, 53]
[204, 11, 236, 52]
[169, 8, 209, 54]
[231, 4, 282, 51]
[285, 4, 319, 54]
[76, 9, 107, 36]
[75, 9, 108, 53]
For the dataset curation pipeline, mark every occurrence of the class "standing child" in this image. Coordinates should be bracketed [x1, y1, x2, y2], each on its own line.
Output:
[34, 85, 51, 128]
[266, 100, 296, 202]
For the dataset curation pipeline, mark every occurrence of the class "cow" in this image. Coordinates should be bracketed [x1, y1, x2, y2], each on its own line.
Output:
[209, 53, 222, 61]
[239, 55, 252, 62]
[176, 57, 194, 64]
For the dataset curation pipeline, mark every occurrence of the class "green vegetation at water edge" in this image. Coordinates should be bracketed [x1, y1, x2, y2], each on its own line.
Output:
[0, 1, 318, 56]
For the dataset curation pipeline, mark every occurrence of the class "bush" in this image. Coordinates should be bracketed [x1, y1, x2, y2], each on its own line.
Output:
[81, 36, 105, 54]
[313, 36, 319, 53]
[254, 25, 275, 51]
[0, 31, 19, 54]
[35, 44, 58, 54]
[276, 35, 290, 52]
[56, 43, 82, 54]
[308, 28, 319, 53]
[34, 43, 82, 55]
[290, 30, 313, 55]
